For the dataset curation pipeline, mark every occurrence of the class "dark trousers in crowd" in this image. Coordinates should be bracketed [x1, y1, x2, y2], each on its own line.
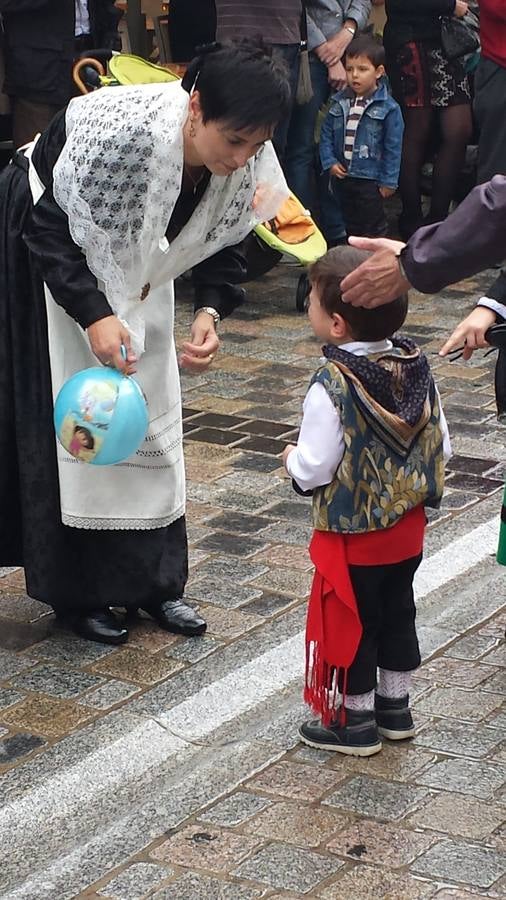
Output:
[10, 34, 100, 149]
[474, 57, 506, 183]
[284, 53, 346, 243]
[271, 44, 300, 165]
[11, 97, 61, 149]
[331, 176, 388, 238]
[343, 553, 422, 694]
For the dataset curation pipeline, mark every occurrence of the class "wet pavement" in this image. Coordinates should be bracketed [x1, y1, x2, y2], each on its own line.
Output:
[0, 260, 505, 899]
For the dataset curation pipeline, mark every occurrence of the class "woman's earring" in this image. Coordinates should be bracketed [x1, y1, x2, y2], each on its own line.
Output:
[189, 119, 196, 138]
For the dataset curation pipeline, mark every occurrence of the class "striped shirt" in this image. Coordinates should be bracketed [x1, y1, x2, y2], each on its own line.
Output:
[344, 96, 368, 162]
[216, 0, 302, 45]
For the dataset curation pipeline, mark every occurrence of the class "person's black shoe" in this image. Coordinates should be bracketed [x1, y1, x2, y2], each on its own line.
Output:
[71, 608, 129, 645]
[375, 693, 415, 740]
[141, 598, 207, 636]
[299, 708, 382, 756]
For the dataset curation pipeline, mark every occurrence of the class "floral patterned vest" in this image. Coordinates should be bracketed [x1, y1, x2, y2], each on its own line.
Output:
[310, 360, 445, 534]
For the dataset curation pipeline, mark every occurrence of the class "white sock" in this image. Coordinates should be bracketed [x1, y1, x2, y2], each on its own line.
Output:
[377, 669, 413, 699]
[345, 689, 375, 712]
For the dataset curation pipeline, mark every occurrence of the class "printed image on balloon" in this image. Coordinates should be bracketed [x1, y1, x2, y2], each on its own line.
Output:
[54, 368, 149, 466]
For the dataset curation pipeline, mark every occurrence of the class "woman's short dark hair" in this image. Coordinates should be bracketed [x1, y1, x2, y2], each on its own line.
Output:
[345, 33, 385, 68]
[182, 39, 291, 132]
[309, 246, 408, 342]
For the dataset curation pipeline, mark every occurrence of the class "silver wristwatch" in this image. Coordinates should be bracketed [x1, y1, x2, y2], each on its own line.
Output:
[194, 306, 221, 329]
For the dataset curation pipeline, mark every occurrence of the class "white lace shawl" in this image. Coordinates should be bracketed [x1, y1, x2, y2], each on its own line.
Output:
[53, 81, 288, 353]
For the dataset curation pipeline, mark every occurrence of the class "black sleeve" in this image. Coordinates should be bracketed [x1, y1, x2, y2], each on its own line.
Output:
[22, 110, 113, 329]
[192, 242, 248, 320]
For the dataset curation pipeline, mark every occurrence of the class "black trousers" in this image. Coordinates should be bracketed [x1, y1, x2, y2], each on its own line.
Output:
[332, 175, 388, 238]
[474, 57, 506, 183]
[344, 553, 423, 695]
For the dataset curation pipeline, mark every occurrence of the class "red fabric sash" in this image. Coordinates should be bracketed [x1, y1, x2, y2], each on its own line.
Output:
[304, 506, 426, 726]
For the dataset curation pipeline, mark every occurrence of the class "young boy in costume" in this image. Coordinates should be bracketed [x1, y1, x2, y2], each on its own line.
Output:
[319, 33, 403, 239]
[283, 246, 451, 756]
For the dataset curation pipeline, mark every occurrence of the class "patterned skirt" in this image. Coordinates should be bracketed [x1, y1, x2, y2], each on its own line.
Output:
[387, 40, 471, 109]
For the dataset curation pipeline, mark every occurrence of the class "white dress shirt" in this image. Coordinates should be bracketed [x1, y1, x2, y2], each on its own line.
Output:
[477, 296, 506, 321]
[75, 0, 91, 37]
[286, 339, 452, 492]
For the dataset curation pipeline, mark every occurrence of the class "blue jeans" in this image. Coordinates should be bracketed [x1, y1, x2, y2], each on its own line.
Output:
[284, 53, 345, 242]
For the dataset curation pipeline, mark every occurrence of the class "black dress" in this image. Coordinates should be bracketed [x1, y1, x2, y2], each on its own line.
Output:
[0, 111, 243, 615]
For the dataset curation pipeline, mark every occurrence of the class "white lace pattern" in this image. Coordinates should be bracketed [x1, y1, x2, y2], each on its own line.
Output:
[53, 81, 289, 355]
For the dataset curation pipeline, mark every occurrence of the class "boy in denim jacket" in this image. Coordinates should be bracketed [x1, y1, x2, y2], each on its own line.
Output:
[320, 33, 404, 239]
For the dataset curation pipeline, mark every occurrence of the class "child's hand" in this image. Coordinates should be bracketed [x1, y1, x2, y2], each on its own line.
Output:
[379, 185, 396, 199]
[331, 162, 347, 179]
[439, 306, 496, 360]
[282, 444, 296, 468]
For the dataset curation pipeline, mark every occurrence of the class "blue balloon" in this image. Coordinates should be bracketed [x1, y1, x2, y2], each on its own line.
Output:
[54, 367, 149, 466]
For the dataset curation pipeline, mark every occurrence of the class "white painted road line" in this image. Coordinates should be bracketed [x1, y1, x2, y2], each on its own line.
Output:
[414, 516, 499, 600]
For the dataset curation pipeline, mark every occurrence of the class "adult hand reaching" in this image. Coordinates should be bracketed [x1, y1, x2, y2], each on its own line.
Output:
[87, 315, 137, 374]
[439, 306, 496, 360]
[340, 236, 410, 307]
[321, 28, 354, 66]
[179, 310, 220, 372]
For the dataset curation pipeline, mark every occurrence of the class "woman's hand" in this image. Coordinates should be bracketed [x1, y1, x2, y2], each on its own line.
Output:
[439, 306, 496, 360]
[87, 315, 137, 374]
[454, 0, 469, 17]
[327, 60, 347, 90]
[179, 310, 220, 372]
[379, 185, 396, 199]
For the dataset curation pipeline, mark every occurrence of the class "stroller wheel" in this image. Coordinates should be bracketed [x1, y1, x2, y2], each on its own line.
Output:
[295, 272, 309, 313]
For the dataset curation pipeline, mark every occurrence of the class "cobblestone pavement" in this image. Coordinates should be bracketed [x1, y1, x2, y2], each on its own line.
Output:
[0, 262, 505, 899]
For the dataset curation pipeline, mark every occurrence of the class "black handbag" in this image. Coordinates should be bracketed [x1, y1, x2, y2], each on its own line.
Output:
[440, 12, 480, 61]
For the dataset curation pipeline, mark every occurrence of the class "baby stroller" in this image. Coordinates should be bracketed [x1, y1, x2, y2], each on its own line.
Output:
[73, 53, 327, 311]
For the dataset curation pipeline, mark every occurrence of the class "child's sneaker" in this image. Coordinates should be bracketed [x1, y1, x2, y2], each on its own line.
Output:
[299, 708, 382, 756]
[375, 693, 415, 740]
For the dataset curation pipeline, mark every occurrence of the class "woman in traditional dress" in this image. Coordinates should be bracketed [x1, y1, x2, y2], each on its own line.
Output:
[0, 41, 290, 645]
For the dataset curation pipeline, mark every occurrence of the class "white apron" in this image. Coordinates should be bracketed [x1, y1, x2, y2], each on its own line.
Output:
[28, 149, 185, 530]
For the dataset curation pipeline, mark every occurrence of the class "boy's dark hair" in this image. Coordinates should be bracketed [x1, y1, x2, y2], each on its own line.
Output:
[182, 39, 291, 133]
[309, 246, 408, 342]
[345, 33, 385, 68]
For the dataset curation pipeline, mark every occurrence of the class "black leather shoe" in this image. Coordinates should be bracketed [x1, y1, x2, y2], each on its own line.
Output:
[71, 609, 129, 645]
[142, 598, 207, 636]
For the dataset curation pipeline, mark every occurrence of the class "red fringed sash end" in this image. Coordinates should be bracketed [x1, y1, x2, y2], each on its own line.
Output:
[304, 640, 347, 727]
[304, 531, 363, 727]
